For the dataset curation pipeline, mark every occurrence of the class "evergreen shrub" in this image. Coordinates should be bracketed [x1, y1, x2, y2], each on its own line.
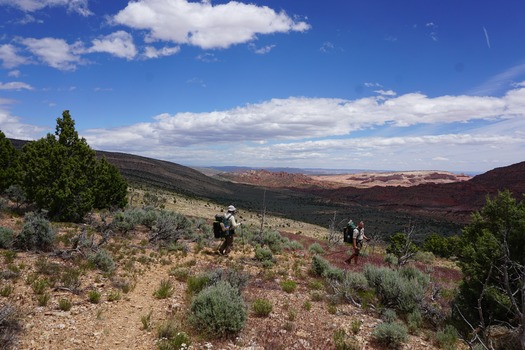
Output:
[371, 322, 408, 348]
[88, 249, 115, 273]
[189, 281, 246, 337]
[16, 212, 55, 251]
[0, 227, 14, 249]
[252, 298, 273, 317]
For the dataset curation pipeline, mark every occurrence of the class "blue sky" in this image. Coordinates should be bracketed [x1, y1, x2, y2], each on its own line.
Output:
[1, 0, 524, 173]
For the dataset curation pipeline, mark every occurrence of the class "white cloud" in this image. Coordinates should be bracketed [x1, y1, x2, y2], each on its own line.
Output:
[8, 70, 21, 78]
[0, 44, 30, 68]
[320, 42, 334, 53]
[469, 63, 525, 96]
[0, 81, 33, 90]
[374, 90, 396, 97]
[249, 44, 276, 55]
[196, 53, 218, 62]
[112, 0, 310, 49]
[20, 37, 84, 70]
[6, 82, 524, 172]
[143, 45, 180, 59]
[87, 31, 137, 60]
[80, 83, 525, 172]
[0, 100, 46, 139]
[0, 0, 92, 16]
[86, 88, 525, 146]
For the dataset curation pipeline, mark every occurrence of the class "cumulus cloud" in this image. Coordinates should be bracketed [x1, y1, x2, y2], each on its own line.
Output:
[0, 44, 30, 68]
[20, 37, 84, 70]
[0, 0, 92, 16]
[87, 31, 137, 59]
[0, 100, 46, 139]
[4, 79, 523, 171]
[112, 0, 310, 49]
[80, 84, 525, 171]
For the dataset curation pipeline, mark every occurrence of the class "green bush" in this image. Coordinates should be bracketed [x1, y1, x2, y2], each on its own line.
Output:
[189, 281, 246, 337]
[0, 304, 22, 350]
[37, 293, 50, 306]
[308, 280, 324, 291]
[413, 250, 435, 264]
[435, 325, 458, 350]
[311, 255, 330, 277]
[383, 253, 398, 265]
[252, 298, 272, 317]
[308, 242, 325, 254]
[398, 265, 430, 289]
[407, 308, 423, 334]
[140, 310, 153, 330]
[0, 284, 13, 297]
[371, 322, 408, 349]
[288, 240, 304, 251]
[343, 271, 369, 291]
[58, 298, 72, 311]
[207, 268, 249, 294]
[423, 233, 459, 258]
[154, 279, 174, 299]
[111, 209, 141, 234]
[16, 211, 55, 251]
[280, 279, 297, 293]
[59, 267, 82, 292]
[363, 264, 426, 313]
[0, 227, 14, 249]
[333, 328, 361, 350]
[386, 232, 418, 263]
[88, 249, 115, 273]
[31, 278, 48, 295]
[149, 210, 191, 244]
[107, 290, 121, 302]
[381, 308, 397, 323]
[169, 267, 190, 282]
[324, 266, 344, 282]
[187, 274, 211, 296]
[255, 246, 273, 262]
[88, 290, 101, 304]
[260, 230, 288, 254]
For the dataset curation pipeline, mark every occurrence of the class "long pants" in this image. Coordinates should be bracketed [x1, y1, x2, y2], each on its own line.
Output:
[219, 235, 234, 255]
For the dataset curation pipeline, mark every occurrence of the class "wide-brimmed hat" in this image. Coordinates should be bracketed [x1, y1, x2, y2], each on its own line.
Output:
[227, 205, 236, 212]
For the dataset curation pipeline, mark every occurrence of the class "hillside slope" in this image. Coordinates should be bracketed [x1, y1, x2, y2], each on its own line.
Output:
[11, 138, 524, 238]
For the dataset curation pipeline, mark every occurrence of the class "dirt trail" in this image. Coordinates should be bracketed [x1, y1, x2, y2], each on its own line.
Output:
[15, 258, 180, 350]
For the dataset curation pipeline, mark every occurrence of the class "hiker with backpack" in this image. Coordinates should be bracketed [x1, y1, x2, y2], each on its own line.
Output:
[345, 221, 369, 265]
[218, 205, 241, 256]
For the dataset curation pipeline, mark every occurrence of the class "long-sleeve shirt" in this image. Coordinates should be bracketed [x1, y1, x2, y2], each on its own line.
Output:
[225, 213, 240, 229]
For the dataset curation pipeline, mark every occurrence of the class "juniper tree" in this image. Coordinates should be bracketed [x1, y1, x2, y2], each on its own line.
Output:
[453, 190, 525, 350]
[20, 110, 127, 222]
[0, 131, 20, 193]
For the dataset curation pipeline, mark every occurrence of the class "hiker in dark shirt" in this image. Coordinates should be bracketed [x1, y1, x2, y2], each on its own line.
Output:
[218, 205, 241, 256]
[345, 221, 369, 265]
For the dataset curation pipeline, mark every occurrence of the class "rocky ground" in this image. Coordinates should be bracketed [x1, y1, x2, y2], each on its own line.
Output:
[1, 194, 463, 350]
